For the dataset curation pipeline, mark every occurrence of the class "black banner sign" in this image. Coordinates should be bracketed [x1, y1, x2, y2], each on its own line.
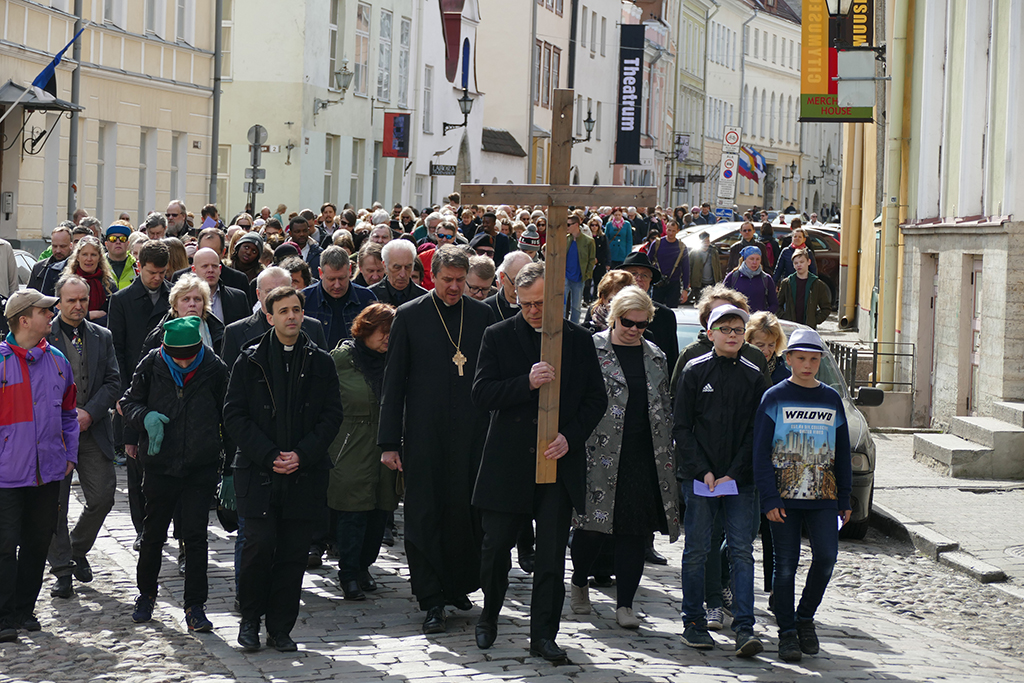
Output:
[614, 24, 645, 166]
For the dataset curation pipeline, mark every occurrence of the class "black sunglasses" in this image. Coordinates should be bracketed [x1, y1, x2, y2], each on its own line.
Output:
[618, 318, 650, 329]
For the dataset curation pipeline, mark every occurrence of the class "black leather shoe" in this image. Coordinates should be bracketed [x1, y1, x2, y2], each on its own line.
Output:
[644, 547, 669, 565]
[340, 579, 366, 601]
[50, 575, 73, 599]
[72, 555, 93, 583]
[267, 632, 298, 652]
[359, 569, 377, 592]
[530, 638, 568, 662]
[237, 619, 261, 652]
[449, 594, 473, 611]
[589, 575, 615, 588]
[17, 613, 41, 632]
[475, 619, 497, 649]
[422, 606, 447, 634]
[518, 553, 536, 574]
[132, 533, 143, 552]
[307, 549, 323, 569]
[0, 627, 17, 643]
[382, 526, 395, 547]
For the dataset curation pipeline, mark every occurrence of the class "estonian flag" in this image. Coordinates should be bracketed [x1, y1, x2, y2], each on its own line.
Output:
[31, 27, 85, 102]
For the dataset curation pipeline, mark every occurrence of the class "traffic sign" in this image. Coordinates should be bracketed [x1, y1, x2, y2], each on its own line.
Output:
[722, 126, 742, 154]
[243, 182, 265, 194]
[717, 153, 738, 200]
[247, 125, 268, 146]
[244, 168, 266, 179]
[715, 208, 733, 220]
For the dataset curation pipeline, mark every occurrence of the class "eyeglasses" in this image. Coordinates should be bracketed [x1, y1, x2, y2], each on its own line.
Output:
[618, 318, 650, 329]
[105, 235, 128, 243]
[475, 248, 495, 256]
[339, 221, 351, 227]
[166, 212, 180, 218]
[467, 284, 490, 295]
[536, 221, 547, 226]
[236, 223, 252, 229]
[436, 233, 454, 240]
[517, 299, 544, 310]
[712, 326, 746, 336]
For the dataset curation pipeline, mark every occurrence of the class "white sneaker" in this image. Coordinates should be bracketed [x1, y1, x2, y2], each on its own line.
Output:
[570, 582, 592, 614]
[616, 606, 641, 629]
[706, 606, 724, 631]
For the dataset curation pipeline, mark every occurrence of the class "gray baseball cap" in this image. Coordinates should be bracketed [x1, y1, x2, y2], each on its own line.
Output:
[4, 288, 58, 319]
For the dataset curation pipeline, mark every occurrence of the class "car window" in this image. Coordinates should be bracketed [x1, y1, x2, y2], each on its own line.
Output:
[816, 353, 850, 398]
[676, 323, 703, 352]
[808, 235, 830, 251]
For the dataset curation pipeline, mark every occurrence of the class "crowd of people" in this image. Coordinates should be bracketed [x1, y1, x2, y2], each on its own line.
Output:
[0, 193, 849, 667]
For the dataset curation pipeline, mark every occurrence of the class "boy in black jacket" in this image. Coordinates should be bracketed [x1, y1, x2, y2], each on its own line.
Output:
[673, 305, 768, 656]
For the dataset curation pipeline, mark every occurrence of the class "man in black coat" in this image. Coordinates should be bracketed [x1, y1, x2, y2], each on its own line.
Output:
[189, 248, 250, 326]
[46, 275, 121, 600]
[170, 227, 251, 301]
[726, 222, 769, 272]
[613, 252, 679, 365]
[483, 251, 533, 325]
[369, 239, 428, 307]
[378, 246, 495, 635]
[471, 263, 607, 661]
[221, 267, 327, 370]
[107, 240, 171, 544]
[29, 225, 74, 296]
[224, 286, 343, 653]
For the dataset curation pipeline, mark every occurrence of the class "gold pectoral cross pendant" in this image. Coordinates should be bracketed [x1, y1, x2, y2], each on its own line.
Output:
[453, 350, 468, 376]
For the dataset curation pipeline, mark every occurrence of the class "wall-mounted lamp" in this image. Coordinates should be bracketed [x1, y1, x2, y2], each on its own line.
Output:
[443, 88, 474, 136]
[571, 110, 596, 146]
[314, 58, 355, 117]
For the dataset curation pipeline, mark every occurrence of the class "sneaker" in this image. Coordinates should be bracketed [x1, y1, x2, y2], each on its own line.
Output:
[796, 620, 819, 655]
[705, 606, 724, 631]
[735, 629, 764, 658]
[132, 594, 156, 623]
[570, 582, 592, 615]
[721, 586, 734, 613]
[184, 605, 213, 633]
[778, 631, 803, 662]
[681, 622, 714, 649]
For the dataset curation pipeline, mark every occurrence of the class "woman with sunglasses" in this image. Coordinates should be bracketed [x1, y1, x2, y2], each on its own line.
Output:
[570, 285, 679, 630]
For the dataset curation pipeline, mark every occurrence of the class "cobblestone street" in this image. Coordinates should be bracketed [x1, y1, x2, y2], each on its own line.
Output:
[2, 466, 1023, 683]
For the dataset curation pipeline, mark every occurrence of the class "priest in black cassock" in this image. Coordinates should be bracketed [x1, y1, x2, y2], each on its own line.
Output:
[483, 251, 533, 325]
[378, 245, 496, 634]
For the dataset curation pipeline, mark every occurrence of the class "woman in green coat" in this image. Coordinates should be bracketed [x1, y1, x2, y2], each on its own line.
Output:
[327, 303, 400, 601]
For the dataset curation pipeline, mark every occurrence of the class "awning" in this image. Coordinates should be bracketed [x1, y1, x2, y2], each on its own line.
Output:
[0, 80, 83, 113]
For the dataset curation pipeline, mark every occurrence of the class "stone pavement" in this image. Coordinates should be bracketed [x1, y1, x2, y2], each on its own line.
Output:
[3, 465, 1024, 683]
[871, 432, 1024, 596]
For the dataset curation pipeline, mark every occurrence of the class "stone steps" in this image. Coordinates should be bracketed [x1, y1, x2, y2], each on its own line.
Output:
[992, 401, 1024, 428]
[914, 415, 1024, 479]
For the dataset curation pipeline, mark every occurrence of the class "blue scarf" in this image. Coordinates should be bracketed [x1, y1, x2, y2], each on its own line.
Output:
[161, 345, 205, 388]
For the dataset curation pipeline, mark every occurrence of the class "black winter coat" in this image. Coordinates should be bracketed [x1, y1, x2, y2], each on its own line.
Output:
[120, 346, 228, 477]
[223, 331, 343, 519]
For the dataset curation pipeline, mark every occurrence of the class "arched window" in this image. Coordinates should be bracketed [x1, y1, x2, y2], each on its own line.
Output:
[751, 88, 758, 137]
[760, 91, 767, 138]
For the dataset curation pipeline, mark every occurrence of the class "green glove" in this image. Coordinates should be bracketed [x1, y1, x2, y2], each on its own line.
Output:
[143, 412, 169, 456]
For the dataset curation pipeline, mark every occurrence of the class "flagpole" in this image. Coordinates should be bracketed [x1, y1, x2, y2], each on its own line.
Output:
[0, 87, 30, 128]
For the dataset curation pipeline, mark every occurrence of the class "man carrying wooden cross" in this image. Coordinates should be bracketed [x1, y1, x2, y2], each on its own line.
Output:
[471, 262, 607, 661]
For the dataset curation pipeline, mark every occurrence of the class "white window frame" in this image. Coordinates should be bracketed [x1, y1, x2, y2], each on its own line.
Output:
[581, 7, 587, 49]
[350, 139, 364, 206]
[139, 128, 157, 222]
[423, 65, 433, 134]
[104, 0, 127, 28]
[354, 3, 371, 97]
[398, 17, 411, 108]
[324, 135, 338, 204]
[215, 144, 229, 211]
[329, 0, 340, 87]
[600, 17, 606, 56]
[377, 9, 393, 102]
[221, 0, 234, 80]
[175, 0, 196, 45]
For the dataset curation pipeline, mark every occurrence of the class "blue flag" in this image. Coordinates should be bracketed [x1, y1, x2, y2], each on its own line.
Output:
[31, 27, 85, 101]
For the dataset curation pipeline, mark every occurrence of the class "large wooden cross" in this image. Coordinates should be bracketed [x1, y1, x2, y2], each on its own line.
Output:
[462, 89, 657, 483]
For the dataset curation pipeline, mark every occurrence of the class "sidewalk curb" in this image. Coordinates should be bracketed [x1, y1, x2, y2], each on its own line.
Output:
[871, 502, 1010, 586]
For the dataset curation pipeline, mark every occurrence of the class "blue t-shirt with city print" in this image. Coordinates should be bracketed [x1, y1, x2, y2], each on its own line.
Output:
[752, 379, 852, 513]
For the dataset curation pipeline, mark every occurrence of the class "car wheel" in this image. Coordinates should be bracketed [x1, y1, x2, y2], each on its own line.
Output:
[840, 490, 872, 540]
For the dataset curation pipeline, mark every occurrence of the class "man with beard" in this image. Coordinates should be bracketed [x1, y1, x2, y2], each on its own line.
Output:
[165, 200, 189, 238]
[378, 246, 495, 634]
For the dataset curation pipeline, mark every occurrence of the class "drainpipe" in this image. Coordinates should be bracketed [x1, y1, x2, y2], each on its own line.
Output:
[568, 0, 578, 88]
[878, 0, 911, 386]
[527, 0, 538, 183]
[66, 0, 83, 220]
[736, 8, 757, 145]
[208, 0, 223, 203]
[698, 1, 720, 205]
[840, 121, 863, 328]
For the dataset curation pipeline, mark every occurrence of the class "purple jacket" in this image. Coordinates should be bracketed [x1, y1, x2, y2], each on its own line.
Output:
[0, 336, 79, 488]
[723, 268, 779, 314]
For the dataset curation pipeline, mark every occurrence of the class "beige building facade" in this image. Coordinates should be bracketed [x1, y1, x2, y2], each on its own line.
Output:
[0, 0, 215, 247]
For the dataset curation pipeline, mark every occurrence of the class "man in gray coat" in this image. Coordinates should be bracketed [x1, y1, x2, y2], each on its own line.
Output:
[45, 275, 121, 598]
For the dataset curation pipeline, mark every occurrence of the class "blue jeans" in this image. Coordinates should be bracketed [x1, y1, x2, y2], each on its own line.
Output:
[564, 279, 584, 324]
[769, 507, 839, 634]
[681, 485, 759, 632]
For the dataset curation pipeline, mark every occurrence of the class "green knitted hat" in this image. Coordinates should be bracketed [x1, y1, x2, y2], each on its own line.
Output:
[162, 316, 203, 359]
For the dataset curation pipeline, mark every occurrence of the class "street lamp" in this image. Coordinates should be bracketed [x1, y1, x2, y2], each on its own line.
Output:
[824, 0, 855, 48]
[781, 161, 800, 182]
[571, 110, 596, 146]
[443, 88, 474, 136]
[314, 58, 355, 117]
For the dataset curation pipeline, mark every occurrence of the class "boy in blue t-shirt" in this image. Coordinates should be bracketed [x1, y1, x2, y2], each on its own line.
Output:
[752, 328, 851, 663]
